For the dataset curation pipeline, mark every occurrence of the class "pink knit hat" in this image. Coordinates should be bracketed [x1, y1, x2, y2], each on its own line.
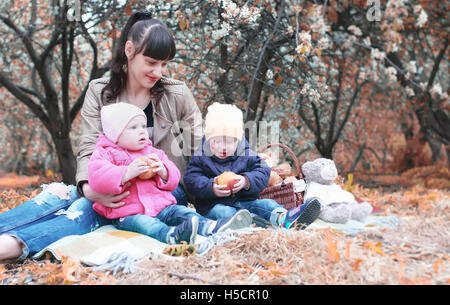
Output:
[100, 102, 146, 143]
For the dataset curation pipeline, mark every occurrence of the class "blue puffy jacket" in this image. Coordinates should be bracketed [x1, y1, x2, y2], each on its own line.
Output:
[183, 136, 271, 215]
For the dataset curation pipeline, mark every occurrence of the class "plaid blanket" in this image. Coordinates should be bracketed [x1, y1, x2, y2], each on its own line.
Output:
[33, 225, 168, 267]
[31, 216, 399, 274]
[307, 215, 400, 235]
[31, 225, 257, 274]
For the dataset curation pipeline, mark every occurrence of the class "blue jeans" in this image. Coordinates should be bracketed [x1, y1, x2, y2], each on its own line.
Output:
[172, 184, 189, 206]
[205, 199, 286, 225]
[112, 204, 215, 243]
[0, 182, 192, 260]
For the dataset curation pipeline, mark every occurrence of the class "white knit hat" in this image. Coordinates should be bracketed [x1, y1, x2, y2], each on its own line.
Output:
[100, 102, 146, 143]
[204, 102, 243, 141]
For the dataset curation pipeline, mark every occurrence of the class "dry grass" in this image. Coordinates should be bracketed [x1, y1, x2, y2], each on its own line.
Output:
[1, 181, 449, 285]
[118, 197, 449, 285]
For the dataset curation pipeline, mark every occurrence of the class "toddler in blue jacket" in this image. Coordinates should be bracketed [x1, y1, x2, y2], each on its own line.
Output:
[184, 103, 321, 229]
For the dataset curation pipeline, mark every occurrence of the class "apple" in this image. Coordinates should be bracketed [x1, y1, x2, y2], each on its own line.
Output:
[268, 171, 283, 186]
[217, 171, 239, 191]
[137, 156, 156, 179]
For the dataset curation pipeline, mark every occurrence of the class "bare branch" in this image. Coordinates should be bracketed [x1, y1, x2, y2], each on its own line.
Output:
[0, 71, 50, 130]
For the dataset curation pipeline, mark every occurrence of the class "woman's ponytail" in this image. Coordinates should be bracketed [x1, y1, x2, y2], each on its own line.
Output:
[101, 10, 153, 104]
[117, 10, 153, 54]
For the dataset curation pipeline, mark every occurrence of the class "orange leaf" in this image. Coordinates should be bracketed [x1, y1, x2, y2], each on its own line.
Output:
[433, 258, 443, 272]
[61, 256, 81, 284]
[268, 266, 289, 276]
[0, 265, 8, 281]
[351, 258, 364, 271]
[275, 75, 283, 86]
[325, 231, 340, 263]
[179, 18, 188, 30]
[345, 241, 352, 259]
[363, 241, 386, 256]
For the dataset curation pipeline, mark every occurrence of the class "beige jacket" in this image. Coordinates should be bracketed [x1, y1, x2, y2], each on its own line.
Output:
[76, 77, 203, 191]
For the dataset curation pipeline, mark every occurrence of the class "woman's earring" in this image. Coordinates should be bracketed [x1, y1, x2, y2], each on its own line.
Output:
[122, 63, 128, 73]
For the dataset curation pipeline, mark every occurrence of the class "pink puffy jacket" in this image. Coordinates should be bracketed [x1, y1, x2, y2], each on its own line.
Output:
[88, 135, 181, 219]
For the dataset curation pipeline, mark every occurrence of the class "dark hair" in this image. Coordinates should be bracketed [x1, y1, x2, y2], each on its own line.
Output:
[101, 10, 176, 105]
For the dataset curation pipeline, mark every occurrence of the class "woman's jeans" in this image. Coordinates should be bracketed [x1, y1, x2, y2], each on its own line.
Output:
[0, 183, 194, 260]
[205, 199, 286, 225]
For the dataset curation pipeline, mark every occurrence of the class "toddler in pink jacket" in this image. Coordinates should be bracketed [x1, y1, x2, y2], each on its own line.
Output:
[89, 103, 252, 245]
[88, 102, 199, 245]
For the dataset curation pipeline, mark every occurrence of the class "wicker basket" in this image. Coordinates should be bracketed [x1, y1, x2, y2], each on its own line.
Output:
[259, 143, 305, 210]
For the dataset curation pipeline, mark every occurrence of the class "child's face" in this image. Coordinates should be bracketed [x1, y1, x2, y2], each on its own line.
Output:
[117, 115, 149, 151]
[209, 136, 239, 159]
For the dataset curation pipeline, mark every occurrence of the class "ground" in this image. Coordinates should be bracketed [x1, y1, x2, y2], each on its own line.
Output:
[0, 174, 449, 285]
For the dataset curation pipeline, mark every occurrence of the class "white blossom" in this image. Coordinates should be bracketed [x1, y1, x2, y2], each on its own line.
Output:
[212, 21, 231, 40]
[430, 83, 443, 96]
[296, 31, 312, 56]
[287, 26, 294, 35]
[300, 83, 310, 95]
[416, 7, 428, 27]
[413, 4, 422, 14]
[317, 36, 331, 49]
[405, 87, 415, 97]
[298, 31, 311, 43]
[371, 48, 386, 60]
[348, 25, 362, 36]
[407, 61, 417, 74]
[266, 69, 273, 80]
[385, 66, 397, 82]
[311, 16, 331, 35]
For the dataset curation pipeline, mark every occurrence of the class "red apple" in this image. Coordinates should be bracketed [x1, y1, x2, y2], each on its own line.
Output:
[137, 156, 156, 179]
[217, 171, 239, 191]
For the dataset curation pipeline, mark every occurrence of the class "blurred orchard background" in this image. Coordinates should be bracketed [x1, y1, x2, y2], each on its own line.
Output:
[0, 0, 449, 286]
[0, 0, 448, 188]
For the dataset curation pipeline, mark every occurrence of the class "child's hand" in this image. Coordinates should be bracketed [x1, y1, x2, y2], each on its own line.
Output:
[230, 175, 249, 194]
[213, 177, 232, 197]
[123, 158, 150, 184]
[147, 154, 168, 181]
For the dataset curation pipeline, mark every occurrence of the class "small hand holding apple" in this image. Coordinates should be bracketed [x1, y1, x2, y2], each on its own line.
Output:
[122, 158, 151, 184]
[146, 153, 168, 181]
[230, 174, 248, 193]
[213, 176, 232, 197]
[213, 171, 249, 197]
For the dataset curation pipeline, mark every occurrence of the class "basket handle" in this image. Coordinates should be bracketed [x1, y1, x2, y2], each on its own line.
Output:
[258, 143, 303, 179]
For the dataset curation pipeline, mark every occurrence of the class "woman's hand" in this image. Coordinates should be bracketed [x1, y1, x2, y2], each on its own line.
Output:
[147, 154, 168, 181]
[82, 182, 131, 208]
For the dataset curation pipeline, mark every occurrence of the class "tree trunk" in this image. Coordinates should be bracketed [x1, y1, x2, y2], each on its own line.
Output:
[318, 143, 334, 159]
[52, 134, 76, 184]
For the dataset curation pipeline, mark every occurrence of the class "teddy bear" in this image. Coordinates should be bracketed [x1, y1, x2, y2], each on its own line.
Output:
[301, 158, 373, 224]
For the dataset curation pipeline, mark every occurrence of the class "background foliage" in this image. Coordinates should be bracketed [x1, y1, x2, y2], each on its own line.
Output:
[0, 0, 448, 185]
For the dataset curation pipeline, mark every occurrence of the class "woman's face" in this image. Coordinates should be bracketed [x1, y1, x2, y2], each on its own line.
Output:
[125, 41, 169, 89]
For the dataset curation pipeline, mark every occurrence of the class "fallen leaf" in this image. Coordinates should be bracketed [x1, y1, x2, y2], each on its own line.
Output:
[351, 258, 364, 271]
[364, 241, 386, 256]
[325, 231, 340, 263]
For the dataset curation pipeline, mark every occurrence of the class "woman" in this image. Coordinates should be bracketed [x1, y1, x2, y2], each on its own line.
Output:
[0, 10, 206, 260]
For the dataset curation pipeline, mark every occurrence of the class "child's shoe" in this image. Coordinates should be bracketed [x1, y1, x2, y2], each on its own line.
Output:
[279, 198, 321, 229]
[168, 216, 199, 244]
[212, 209, 252, 233]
